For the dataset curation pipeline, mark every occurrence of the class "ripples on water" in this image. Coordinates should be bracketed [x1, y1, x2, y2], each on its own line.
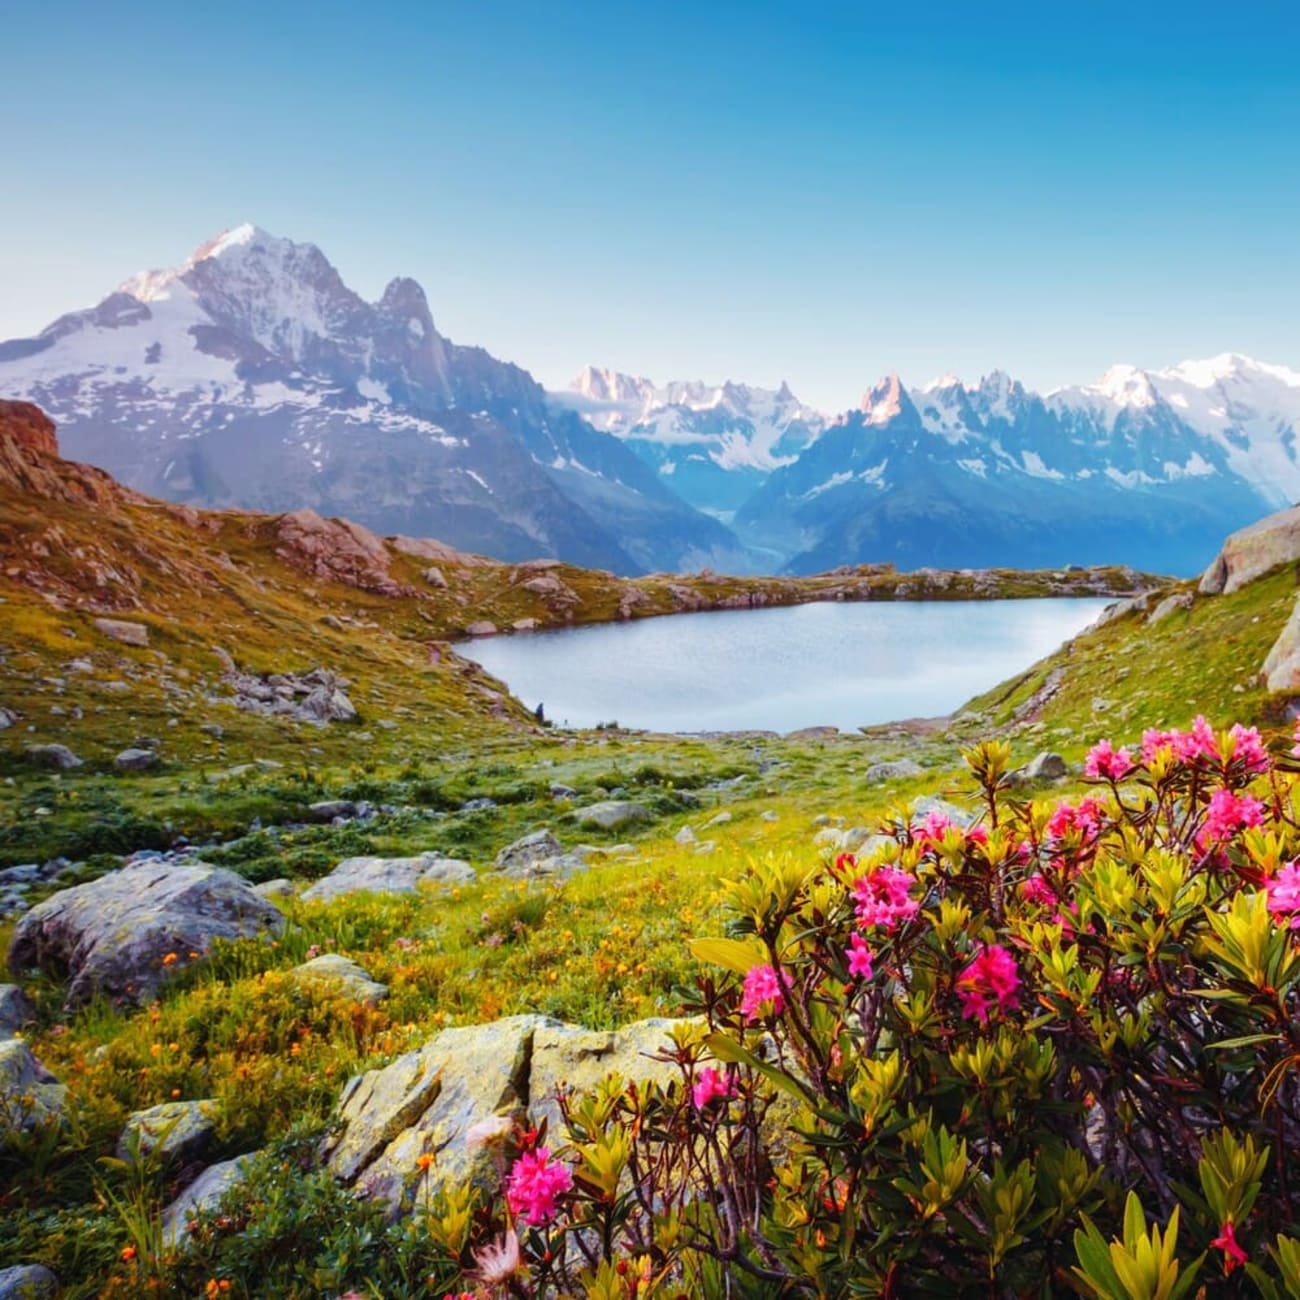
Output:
[457, 598, 1113, 734]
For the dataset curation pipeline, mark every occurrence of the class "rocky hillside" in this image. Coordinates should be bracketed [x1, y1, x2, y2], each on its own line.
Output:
[0, 226, 744, 575]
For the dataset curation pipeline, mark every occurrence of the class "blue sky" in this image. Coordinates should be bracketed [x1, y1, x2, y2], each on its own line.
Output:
[4, 0, 1298, 409]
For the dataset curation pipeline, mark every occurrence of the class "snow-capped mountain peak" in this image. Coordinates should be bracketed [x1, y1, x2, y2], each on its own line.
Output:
[1092, 363, 1159, 408]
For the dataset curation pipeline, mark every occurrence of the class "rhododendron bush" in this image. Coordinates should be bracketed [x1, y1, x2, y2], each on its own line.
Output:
[439, 720, 1300, 1297]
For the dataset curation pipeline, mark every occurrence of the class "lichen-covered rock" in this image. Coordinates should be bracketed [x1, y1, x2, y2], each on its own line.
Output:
[7, 861, 285, 1009]
[324, 1014, 553, 1214]
[300, 853, 474, 903]
[1200, 504, 1300, 596]
[0, 985, 35, 1037]
[0, 1264, 59, 1299]
[0, 1039, 65, 1135]
[496, 829, 563, 873]
[291, 954, 387, 1006]
[161, 1154, 255, 1249]
[117, 1099, 217, 1165]
[528, 1019, 689, 1139]
[573, 800, 651, 831]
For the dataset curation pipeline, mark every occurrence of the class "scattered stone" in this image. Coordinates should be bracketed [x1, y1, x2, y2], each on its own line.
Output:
[1090, 591, 1154, 628]
[512, 618, 540, 631]
[0, 1039, 65, 1133]
[865, 759, 923, 782]
[495, 829, 563, 874]
[0, 1265, 59, 1299]
[24, 743, 82, 770]
[705, 811, 732, 827]
[911, 796, 975, 828]
[307, 799, 357, 822]
[464, 621, 498, 637]
[161, 1155, 255, 1249]
[1008, 751, 1069, 785]
[573, 800, 651, 831]
[811, 814, 831, 828]
[461, 797, 498, 813]
[224, 666, 357, 725]
[761, 810, 779, 822]
[292, 954, 388, 1006]
[1146, 591, 1194, 625]
[300, 853, 474, 903]
[694, 841, 717, 854]
[252, 878, 295, 900]
[674, 826, 696, 845]
[117, 1099, 217, 1166]
[93, 617, 149, 647]
[549, 783, 577, 800]
[422, 566, 448, 588]
[0, 985, 35, 1037]
[0, 707, 16, 730]
[114, 747, 159, 771]
[7, 861, 285, 1009]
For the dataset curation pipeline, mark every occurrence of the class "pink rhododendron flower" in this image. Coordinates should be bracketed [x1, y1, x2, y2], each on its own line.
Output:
[1020, 873, 1056, 907]
[1084, 739, 1135, 781]
[914, 810, 986, 848]
[1143, 716, 1219, 766]
[1292, 717, 1300, 759]
[741, 964, 785, 1020]
[1265, 862, 1300, 929]
[1210, 1219, 1247, 1273]
[1197, 788, 1264, 847]
[504, 1148, 573, 1225]
[1227, 723, 1270, 774]
[691, 1066, 734, 1110]
[956, 945, 1021, 1024]
[1045, 795, 1106, 842]
[846, 931, 874, 979]
[852, 867, 919, 931]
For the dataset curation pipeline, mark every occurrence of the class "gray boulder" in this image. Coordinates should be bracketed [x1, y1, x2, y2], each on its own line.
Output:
[0, 1039, 65, 1135]
[1200, 504, 1300, 595]
[1263, 594, 1300, 691]
[24, 744, 82, 770]
[0, 985, 35, 1037]
[1146, 591, 1194, 625]
[300, 853, 474, 903]
[865, 759, 923, 782]
[0, 1265, 58, 1299]
[162, 1154, 255, 1249]
[911, 796, 975, 828]
[0, 707, 18, 730]
[252, 878, 295, 900]
[114, 747, 159, 771]
[117, 1099, 217, 1166]
[494, 829, 582, 877]
[307, 799, 356, 822]
[8, 862, 285, 1009]
[291, 954, 387, 1006]
[299, 682, 358, 724]
[574, 800, 651, 831]
[1008, 751, 1069, 785]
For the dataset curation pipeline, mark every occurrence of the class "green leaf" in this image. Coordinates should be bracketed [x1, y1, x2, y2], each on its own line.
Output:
[702, 1032, 810, 1103]
[688, 937, 769, 975]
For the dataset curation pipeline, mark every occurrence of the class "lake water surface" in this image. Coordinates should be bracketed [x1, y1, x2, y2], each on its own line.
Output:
[457, 598, 1111, 733]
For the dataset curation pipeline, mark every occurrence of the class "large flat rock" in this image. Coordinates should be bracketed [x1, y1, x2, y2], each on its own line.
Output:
[8, 861, 285, 1009]
[301, 853, 474, 903]
[1200, 504, 1300, 595]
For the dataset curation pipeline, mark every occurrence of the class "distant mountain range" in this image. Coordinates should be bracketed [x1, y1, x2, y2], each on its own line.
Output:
[2, 223, 1298, 576]
[0, 226, 742, 575]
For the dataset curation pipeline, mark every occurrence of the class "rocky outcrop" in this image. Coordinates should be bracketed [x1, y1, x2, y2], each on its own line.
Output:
[274, 509, 412, 597]
[1146, 591, 1193, 624]
[493, 829, 583, 878]
[300, 853, 474, 903]
[1200, 504, 1300, 596]
[24, 744, 82, 770]
[8, 862, 285, 1009]
[223, 665, 358, 724]
[0, 1039, 65, 1134]
[865, 759, 923, 782]
[324, 1014, 688, 1215]
[0, 400, 57, 458]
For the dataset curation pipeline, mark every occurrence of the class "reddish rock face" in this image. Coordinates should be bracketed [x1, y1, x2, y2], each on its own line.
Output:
[0, 400, 58, 457]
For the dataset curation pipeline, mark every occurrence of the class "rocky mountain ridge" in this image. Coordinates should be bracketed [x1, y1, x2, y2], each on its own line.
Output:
[0, 226, 744, 576]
